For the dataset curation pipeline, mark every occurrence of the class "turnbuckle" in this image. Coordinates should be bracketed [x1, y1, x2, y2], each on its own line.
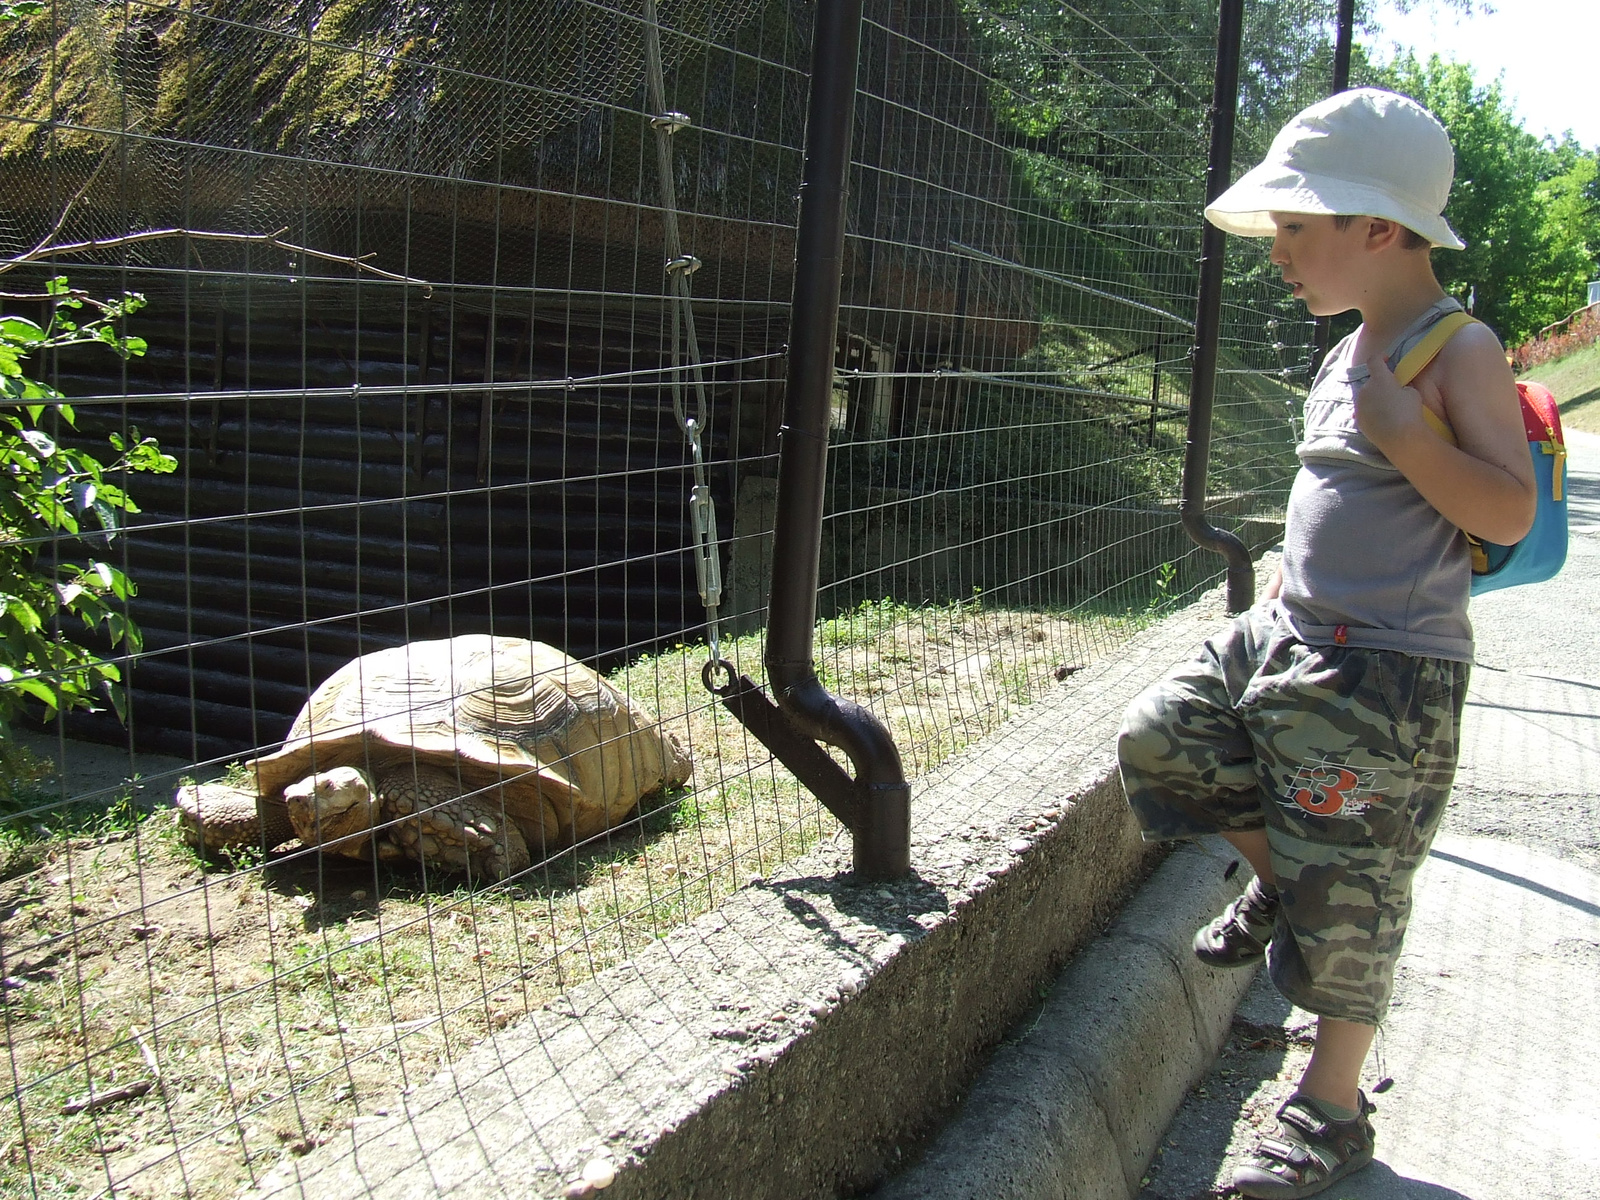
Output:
[689, 482, 722, 610]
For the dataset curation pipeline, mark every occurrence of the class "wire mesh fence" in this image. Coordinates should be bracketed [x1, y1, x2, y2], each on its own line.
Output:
[1, 1, 1341, 1194]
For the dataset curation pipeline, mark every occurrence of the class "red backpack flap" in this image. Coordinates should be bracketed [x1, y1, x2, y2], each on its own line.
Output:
[1516, 380, 1565, 503]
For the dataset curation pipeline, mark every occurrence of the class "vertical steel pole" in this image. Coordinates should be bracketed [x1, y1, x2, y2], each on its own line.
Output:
[1332, 0, 1356, 86]
[1310, 0, 1358, 378]
[1182, 0, 1254, 615]
[764, 0, 910, 880]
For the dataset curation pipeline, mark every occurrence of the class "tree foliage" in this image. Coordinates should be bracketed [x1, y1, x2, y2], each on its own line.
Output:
[964, 0, 1591, 351]
[0, 279, 175, 770]
[1357, 51, 1599, 346]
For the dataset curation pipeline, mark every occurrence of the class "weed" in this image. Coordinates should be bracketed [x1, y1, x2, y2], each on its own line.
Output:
[1146, 561, 1179, 614]
[221, 840, 267, 873]
[817, 596, 919, 649]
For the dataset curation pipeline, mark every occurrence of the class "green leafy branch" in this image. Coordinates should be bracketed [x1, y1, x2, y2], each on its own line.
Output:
[0, 277, 175, 755]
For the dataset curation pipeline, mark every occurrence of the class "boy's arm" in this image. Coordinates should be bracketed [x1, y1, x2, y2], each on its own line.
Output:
[1356, 323, 1536, 545]
[1260, 563, 1283, 602]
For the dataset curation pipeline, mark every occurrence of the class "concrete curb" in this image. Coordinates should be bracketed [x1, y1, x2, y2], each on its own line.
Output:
[874, 839, 1256, 1200]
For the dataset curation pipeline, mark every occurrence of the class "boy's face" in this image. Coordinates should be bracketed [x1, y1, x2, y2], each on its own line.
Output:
[1268, 212, 1365, 317]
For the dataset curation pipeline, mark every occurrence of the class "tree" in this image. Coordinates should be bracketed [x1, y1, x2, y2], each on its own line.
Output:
[1538, 140, 1600, 326]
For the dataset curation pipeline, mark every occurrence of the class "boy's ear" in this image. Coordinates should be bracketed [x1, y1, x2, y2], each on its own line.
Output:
[1362, 217, 1406, 252]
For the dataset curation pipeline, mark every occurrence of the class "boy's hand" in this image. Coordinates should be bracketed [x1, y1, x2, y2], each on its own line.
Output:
[1355, 352, 1427, 450]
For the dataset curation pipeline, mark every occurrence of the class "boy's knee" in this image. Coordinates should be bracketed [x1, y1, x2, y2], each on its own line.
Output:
[1117, 685, 1177, 774]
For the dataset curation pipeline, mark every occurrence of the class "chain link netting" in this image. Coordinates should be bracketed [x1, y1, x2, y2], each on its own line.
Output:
[0, 1, 1342, 1194]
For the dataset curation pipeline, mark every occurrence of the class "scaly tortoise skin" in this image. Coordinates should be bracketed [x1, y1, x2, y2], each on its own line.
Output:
[173, 636, 690, 880]
[278, 763, 532, 880]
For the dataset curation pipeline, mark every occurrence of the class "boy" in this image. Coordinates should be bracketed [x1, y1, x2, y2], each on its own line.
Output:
[1117, 88, 1535, 1198]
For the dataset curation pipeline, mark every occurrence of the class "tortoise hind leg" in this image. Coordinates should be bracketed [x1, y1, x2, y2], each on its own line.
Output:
[377, 766, 530, 882]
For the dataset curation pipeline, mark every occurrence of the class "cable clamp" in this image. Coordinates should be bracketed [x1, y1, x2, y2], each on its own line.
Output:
[651, 111, 693, 135]
[666, 254, 702, 276]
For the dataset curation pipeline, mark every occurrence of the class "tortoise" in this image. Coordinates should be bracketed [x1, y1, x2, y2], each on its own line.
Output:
[174, 636, 691, 880]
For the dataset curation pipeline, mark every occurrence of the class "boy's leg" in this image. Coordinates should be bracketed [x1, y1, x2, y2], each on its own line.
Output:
[1235, 1017, 1379, 1198]
[1119, 609, 1293, 969]
[1231, 648, 1468, 1198]
[1117, 606, 1281, 844]
[1221, 828, 1275, 885]
[1299, 1017, 1375, 1112]
[1251, 645, 1467, 1025]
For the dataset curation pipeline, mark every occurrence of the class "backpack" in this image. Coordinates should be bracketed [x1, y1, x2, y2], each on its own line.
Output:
[1391, 309, 1568, 595]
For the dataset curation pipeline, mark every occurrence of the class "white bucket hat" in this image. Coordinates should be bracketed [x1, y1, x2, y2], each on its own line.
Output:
[1205, 87, 1466, 251]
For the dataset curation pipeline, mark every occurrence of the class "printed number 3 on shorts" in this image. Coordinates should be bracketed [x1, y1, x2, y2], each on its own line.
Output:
[1285, 760, 1383, 818]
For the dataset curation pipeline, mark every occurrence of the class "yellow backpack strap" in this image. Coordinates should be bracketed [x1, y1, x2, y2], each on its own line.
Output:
[1387, 309, 1491, 571]
[1392, 309, 1478, 386]
[1420, 405, 1456, 446]
[1391, 309, 1478, 446]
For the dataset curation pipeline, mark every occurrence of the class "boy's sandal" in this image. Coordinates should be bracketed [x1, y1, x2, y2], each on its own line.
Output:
[1193, 875, 1279, 968]
[1233, 1091, 1377, 1199]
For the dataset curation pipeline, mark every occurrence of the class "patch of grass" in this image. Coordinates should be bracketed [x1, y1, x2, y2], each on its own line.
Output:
[1520, 340, 1600, 436]
[0, 749, 167, 882]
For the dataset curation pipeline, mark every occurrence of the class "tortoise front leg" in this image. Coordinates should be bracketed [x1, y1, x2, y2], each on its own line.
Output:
[377, 766, 531, 882]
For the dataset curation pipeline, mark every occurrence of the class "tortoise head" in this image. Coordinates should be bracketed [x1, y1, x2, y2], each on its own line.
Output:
[284, 766, 379, 858]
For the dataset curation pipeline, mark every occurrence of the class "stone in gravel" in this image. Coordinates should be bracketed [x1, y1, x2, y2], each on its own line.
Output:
[581, 1157, 616, 1188]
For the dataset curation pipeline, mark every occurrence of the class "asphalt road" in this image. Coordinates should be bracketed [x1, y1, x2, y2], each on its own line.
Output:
[1139, 429, 1600, 1200]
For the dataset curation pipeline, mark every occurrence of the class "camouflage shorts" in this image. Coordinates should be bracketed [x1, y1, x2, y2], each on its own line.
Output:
[1117, 604, 1470, 1024]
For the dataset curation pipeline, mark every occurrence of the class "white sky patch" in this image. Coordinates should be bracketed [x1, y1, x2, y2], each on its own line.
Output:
[1365, 0, 1600, 149]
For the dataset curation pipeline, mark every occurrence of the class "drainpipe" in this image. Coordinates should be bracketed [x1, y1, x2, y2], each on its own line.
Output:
[713, 0, 911, 881]
[1310, 0, 1357, 378]
[1182, 0, 1255, 615]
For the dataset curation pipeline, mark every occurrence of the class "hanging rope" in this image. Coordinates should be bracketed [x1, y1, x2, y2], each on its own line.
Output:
[642, 0, 730, 691]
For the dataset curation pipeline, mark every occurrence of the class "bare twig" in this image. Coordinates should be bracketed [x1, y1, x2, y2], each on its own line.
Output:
[60, 1078, 153, 1116]
[0, 289, 92, 304]
[131, 1027, 161, 1080]
[21, 149, 119, 267]
[1, 227, 433, 293]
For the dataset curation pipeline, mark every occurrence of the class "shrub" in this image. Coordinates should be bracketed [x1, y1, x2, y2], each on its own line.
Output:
[0, 277, 175, 779]
[1513, 305, 1600, 374]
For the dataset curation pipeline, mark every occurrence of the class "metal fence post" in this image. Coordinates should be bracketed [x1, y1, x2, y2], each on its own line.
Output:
[1310, 0, 1358, 379]
[1181, 0, 1255, 615]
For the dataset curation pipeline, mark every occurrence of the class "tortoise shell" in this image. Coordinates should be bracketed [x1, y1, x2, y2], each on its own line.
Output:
[248, 636, 690, 847]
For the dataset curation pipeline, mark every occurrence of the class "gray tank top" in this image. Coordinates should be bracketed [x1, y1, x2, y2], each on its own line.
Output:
[1279, 296, 1474, 662]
